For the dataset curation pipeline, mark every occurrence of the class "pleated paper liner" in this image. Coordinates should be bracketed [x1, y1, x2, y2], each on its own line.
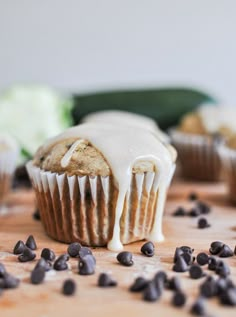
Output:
[27, 161, 165, 247]
[0, 150, 19, 202]
[170, 129, 221, 182]
[218, 144, 236, 205]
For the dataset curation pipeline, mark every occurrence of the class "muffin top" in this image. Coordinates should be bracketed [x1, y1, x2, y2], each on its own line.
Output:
[82, 110, 170, 144]
[33, 123, 174, 179]
[178, 105, 236, 137]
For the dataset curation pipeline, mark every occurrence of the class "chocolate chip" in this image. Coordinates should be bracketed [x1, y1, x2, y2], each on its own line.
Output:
[215, 260, 230, 277]
[198, 217, 210, 229]
[200, 276, 217, 298]
[167, 276, 181, 291]
[209, 241, 224, 255]
[220, 288, 236, 306]
[189, 265, 204, 279]
[117, 252, 133, 267]
[141, 241, 155, 257]
[54, 255, 69, 271]
[130, 277, 149, 292]
[188, 192, 198, 201]
[172, 291, 187, 307]
[234, 245, 236, 255]
[67, 242, 82, 258]
[78, 254, 95, 275]
[98, 273, 117, 287]
[78, 247, 92, 259]
[31, 267, 45, 285]
[180, 246, 194, 254]
[190, 297, 206, 316]
[208, 257, 218, 271]
[25, 235, 37, 250]
[188, 208, 200, 217]
[0, 263, 7, 278]
[0, 273, 20, 289]
[173, 255, 189, 272]
[18, 247, 36, 262]
[35, 258, 52, 272]
[41, 248, 55, 262]
[172, 207, 186, 216]
[196, 201, 211, 214]
[196, 253, 209, 266]
[182, 252, 194, 266]
[62, 279, 76, 296]
[218, 244, 234, 258]
[13, 240, 25, 255]
[153, 271, 168, 289]
[143, 282, 161, 302]
[216, 278, 235, 295]
[33, 209, 41, 221]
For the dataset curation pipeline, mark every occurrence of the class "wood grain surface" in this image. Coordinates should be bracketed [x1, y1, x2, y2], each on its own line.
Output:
[0, 178, 235, 317]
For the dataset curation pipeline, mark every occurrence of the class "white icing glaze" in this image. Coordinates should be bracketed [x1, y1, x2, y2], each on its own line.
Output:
[82, 110, 170, 144]
[198, 104, 236, 133]
[61, 139, 84, 168]
[42, 123, 173, 251]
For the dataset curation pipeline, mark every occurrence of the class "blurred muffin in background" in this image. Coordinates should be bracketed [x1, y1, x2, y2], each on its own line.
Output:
[0, 134, 19, 202]
[170, 104, 236, 182]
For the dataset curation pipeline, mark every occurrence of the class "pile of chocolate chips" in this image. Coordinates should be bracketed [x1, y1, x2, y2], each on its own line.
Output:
[172, 192, 211, 229]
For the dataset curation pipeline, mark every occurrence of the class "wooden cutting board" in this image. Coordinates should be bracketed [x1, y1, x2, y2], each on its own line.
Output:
[0, 178, 235, 317]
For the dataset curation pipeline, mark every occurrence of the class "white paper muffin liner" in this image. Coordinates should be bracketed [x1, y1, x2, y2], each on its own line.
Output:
[218, 144, 236, 204]
[170, 129, 221, 181]
[27, 161, 174, 246]
[0, 149, 19, 201]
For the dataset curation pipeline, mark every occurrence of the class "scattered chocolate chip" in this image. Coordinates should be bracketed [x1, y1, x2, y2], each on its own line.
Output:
[167, 276, 181, 291]
[196, 201, 211, 214]
[218, 244, 234, 258]
[196, 253, 209, 266]
[35, 258, 52, 272]
[174, 247, 184, 263]
[220, 288, 236, 306]
[0, 273, 20, 289]
[198, 217, 210, 229]
[215, 260, 230, 277]
[180, 246, 194, 254]
[130, 277, 149, 292]
[188, 208, 200, 217]
[98, 273, 117, 287]
[54, 255, 69, 271]
[208, 257, 218, 271]
[141, 241, 155, 257]
[172, 291, 187, 307]
[190, 297, 206, 316]
[172, 207, 186, 217]
[0, 263, 7, 278]
[153, 271, 168, 289]
[200, 276, 217, 298]
[68, 242, 82, 258]
[188, 192, 198, 201]
[31, 267, 45, 285]
[13, 240, 25, 255]
[41, 248, 55, 262]
[216, 278, 235, 295]
[209, 241, 224, 255]
[234, 245, 236, 255]
[62, 279, 76, 296]
[33, 209, 41, 221]
[18, 247, 36, 262]
[143, 282, 161, 302]
[173, 255, 189, 272]
[78, 247, 92, 259]
[182, 252, 194, 266]
[189, 264, 204, 279]
[12, 164, 31, 189]
[117, 252, 133, 267]
[78, 254, 95, 275]
[25, 235, 37, 250]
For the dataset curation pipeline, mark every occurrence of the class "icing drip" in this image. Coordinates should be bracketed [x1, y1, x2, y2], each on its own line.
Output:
[43, 123, 173, 251]
[61, 139, 84, 168]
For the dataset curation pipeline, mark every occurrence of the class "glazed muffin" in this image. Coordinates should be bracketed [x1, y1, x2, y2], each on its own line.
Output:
[27, 123, 175, 251]
[170, 105, 236, 181]
[218, 135, 236, 204]
[0, 134, 19, 202]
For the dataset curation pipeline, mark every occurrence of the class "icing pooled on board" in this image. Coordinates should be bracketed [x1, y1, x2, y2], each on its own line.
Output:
[42, 123, 173, 251]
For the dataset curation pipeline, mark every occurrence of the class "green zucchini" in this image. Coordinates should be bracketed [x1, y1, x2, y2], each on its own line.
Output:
[72, 87, 216, 130]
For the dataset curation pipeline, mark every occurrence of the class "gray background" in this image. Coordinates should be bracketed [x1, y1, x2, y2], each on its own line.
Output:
[0, 0, 235, 103]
